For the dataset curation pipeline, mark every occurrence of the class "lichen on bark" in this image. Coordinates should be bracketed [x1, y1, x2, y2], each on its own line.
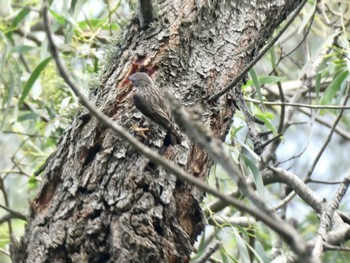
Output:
[11, 1, 302, 262]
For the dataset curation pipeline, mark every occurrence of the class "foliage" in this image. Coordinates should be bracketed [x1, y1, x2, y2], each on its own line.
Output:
[1, 0, 350, 262]
[193, 1, 350, 262]
[0, 0, 131, 261]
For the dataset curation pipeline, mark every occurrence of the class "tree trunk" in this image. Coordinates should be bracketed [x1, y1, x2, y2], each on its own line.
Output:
[11, 1, 302, 262]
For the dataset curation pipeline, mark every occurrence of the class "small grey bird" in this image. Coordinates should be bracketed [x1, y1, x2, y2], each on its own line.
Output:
[129, 72, 181, 145]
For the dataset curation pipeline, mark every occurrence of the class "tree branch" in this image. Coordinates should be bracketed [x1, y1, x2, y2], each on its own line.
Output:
[268, 166, 324, 213]
[0, 204, 26, 221]
[165, 92, 315, 261]
[194, 240, 222, 263]
[313, 170, 350, 258]
[246, 98, 350, 110]
[41, 3, 318, 261]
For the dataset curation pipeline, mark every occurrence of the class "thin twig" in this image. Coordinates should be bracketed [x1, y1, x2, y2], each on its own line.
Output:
[309, 179, 342, 185]
[275, 76, 285, 135]
[2, 130, 58, 139]
[0, 247, 10, 257]
[305, 91, 350, 181]
[194, 240, 222, 263]
[11, 158, 31, 178]
[298, 108, 350, 140]
[262, 85, 304, 165]
[0, 170, 27, 175]
[274, 3, 316, 69]
[0, 204, 26, 221]
[0, 178, 13, 236]
[272, 191, 297, 211]
[14, 28, 41, 46]
[0, 213, 26, 224]
[261, 67, 285, 159]
[204, 189, 240, 214]
[207, 215, 256, 227]
[324, 244, 350, 252]
[246, 98, 350, 109]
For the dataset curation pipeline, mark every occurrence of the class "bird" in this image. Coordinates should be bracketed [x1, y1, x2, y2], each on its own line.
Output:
[129, 72, 181, 145]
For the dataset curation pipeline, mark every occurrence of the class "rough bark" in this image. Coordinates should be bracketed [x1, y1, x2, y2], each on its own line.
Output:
[11, 1, 302, 262]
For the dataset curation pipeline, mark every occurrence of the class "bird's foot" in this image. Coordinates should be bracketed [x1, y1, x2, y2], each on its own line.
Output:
[131, 124, 149, 140]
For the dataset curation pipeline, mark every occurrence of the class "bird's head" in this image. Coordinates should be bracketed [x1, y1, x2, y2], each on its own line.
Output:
[128, 72, 153, 88]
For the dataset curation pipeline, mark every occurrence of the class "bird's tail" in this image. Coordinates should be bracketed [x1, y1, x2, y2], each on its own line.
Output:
[165, 127, 181, 146]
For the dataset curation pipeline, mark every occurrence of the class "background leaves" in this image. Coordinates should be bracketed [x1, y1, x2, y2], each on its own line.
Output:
[1, 0, 350, 262]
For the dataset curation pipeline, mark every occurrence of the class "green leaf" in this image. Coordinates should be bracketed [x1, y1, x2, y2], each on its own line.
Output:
[78, 18, 107, 29]
[270, 46, 277, 71]
[230, 125, 244, 139]
[49, 10, 67, 25]
[258, 76, 286, 85]
[103, 23, 119, 31]
[13, 45, 35, 54]
[194, 232, 207, 260]
[18, 112, 38, 122]
[220, 247, 229, 263]
[232, 227, 250, 263]
[250, 68, 264, 108]
[2, 65, 15, 108]
[320, 69, 349, 105]
[72, 0, 86, 19]
[245, 76, 286, 89]
[11, 8, 30, 28]
[5, 8, 30, 40]
[28, 175, 39, 190]
[254, 241, 270, 263]
[19, 57, 52, 105]
[244, 156, 266, 201]
[315, 73, 321, 98]
[254, 111, 276, 134]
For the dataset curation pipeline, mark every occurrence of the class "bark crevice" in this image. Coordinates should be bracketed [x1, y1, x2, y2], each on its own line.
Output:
[11, 1, 302, 262]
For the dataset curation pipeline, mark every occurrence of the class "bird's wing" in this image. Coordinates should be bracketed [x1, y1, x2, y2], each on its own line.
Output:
[133, 92, 172, 129]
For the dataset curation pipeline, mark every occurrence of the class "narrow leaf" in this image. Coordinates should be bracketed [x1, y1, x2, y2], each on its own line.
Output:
[258, 76, 285, 85]
[315, 73, 321, 98]
[13, 45, 34, 53]
[11, 8, 30, 28]
[254, 241, 270, 263]
[320, 70, 348, 105]
[250, 68, 264, 108]
[232, 227, 250, 263]
[297, 0, 316, 34]
[49, 10, 67, 25]
[19, 57, 52, 105]
[244, 156, 266, 201]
